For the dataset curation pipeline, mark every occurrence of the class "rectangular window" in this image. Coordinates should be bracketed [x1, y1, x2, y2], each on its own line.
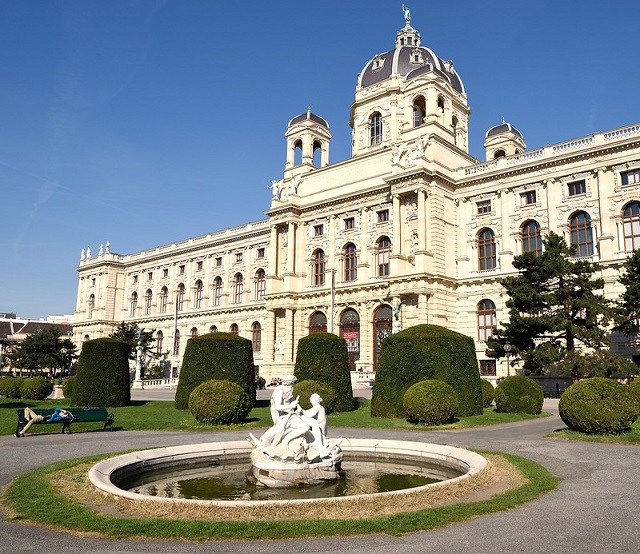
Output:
[235, 252, 243, 263]
[215, 257, 222, 267]
[256, 248, 265, 259]
[133, 275, 138, 284]
[622, 169, 640, 186]
[196, 261, 203, 271]
[162, 268, 168, 278]
[377, 209, 389, 223]
[567, 180, 586, 196]
[479, 360, 496, 376]
[520, 191, 537, 205]
[179, 265, 185, 275]
[476, 200, 491, 214]
[344, 217, 355, 230]
[314, 224, 324, 236]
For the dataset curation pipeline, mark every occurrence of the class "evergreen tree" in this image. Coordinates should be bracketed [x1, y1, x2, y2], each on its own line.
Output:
[487, 232, 611, 374]
[109, 322, 156, 361]
[613, 248, 640, 337]
[8, 327, 77, 376]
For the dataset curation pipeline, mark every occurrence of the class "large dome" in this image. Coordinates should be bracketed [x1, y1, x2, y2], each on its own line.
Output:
[357, 23, 465, 94]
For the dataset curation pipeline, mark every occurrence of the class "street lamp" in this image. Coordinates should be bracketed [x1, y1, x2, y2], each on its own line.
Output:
[504, 342, 512, 377]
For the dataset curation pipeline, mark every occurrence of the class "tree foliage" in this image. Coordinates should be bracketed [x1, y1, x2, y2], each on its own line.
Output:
[7, 327, 76, 376]
[109, 321, 157, 361]
[486, 232, 611, 374]
[613, 248, 640, 338]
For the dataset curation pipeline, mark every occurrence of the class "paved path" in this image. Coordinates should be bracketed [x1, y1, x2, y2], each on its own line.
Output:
[1, 399, 638, 553]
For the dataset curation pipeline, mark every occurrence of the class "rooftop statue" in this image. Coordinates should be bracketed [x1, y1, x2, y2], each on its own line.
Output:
[402, 3, 411, 24]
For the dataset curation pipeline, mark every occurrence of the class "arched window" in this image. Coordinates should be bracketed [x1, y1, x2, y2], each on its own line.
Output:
[230, 323, 239, 335]
[412, 96, 426, 127]
[213, 277, 223, 307]
[376, 236, 391, 277]
[477, 299, 497, 342]
[312, 140, 322, 167]
[370, 112, 382, 146]
[83, 334, 90, 342]
[623, 202, 640, 251]
[159, 286, 168, 313]
[493, 149, 506, 159]
[521, 220, 542, 255]
[129, 292, 138, 317]
[87, 294, 95, 318]
[254, 269, 266, 300]
[373, 305, 393, 371]
[209, 325, 218, 333]
[194, 280, 203, 309]
[478, 228, 496, 270]
[155, 331, 163, 355]
[173, 329, 180, 356]
[233, 273, 244, 304]
[309, 311, 327, 334]
[176, 283, 185, 312]
[144, 289, 153, 315]
[190, 327, 198, 338]
[293, 139, 303, 166]
[569, 211, 593, 258]
[251, 322, 262, 352]
[339, 308, 360, 372]
[437, 96, 445, 114]
[343, 243, 357, 281]
[313, 249, 325, 286]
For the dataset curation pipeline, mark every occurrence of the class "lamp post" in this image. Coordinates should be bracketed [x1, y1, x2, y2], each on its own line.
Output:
[504, 342, 512, 377]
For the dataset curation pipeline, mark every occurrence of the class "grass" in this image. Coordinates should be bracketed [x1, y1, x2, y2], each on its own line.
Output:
[1, 451, 559, 541]
[0, 397, 548, 436]
[549, 417, 640, 444]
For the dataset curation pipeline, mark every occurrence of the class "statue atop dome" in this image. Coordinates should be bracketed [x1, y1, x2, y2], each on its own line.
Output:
[402, 4, 411, 25]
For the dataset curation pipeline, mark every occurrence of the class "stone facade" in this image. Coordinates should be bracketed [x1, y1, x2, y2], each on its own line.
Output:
[73, 18, 640, 381]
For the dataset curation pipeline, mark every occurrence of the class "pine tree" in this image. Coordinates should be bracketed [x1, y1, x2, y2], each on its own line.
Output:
[613, 248, 640, 337]
[486, 232, 611, 374]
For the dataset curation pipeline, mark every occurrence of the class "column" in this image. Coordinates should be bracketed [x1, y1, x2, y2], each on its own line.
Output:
[286, 221, 296, 274]
[392, 194, 401, 255]
[268, 225, 278, 277]
[596, 167, 615, 259]
[359, 207, 369, 280]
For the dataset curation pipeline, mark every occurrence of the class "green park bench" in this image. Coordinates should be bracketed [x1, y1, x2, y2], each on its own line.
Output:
[16, 407, 115, 435]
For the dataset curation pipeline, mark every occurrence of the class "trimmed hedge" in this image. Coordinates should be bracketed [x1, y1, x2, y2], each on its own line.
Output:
[559, 377, 640, 434]
[71, 338, 131, 407]
[293, 379, 337, 414]
[62, 376, 75, 399]
[293, 333, 354, 412]
[494, 376, 543, 414]
[175, 333, 256, 410]
[188, 379, 251, 425]
[481, 379, 495, 408]
[371, 324, 483, 418]
[628, 377, 640, 402]
[0, 376, 22, 399]
[403, 380, 459, 425]
[20, 376, 53, 400]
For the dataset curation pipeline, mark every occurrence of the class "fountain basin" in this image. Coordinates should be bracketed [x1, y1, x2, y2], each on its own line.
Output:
[89, 439, 487, 507]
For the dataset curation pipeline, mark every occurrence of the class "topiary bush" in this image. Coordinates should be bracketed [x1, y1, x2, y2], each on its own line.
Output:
[494, 375, 544, 414]
[62, 376, 75, 399]
[371, 324, 483, 418]
[19, 376, 53, 400]
[293, 379, 337, 414]
[481, 379, 495, 408]
[175, 333, 256, 410]
[0, 376, 22, 399]
[188, 379, 251, 425]
[629, 378, 640, 403]
[559, 377, 640, 434]
[71, 338, 131, 407]
[403, 379, 459, 425]
[294, 333, 354, 412]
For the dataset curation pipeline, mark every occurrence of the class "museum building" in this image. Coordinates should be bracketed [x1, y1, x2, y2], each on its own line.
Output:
[73, 16, 640, 381]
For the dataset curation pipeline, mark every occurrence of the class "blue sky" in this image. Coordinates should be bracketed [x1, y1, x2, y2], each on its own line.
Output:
[2, 1, 639, 319]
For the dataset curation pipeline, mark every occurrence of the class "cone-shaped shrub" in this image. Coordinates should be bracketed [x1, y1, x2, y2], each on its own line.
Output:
[494, 375, 543, 414]
[71, 338, 130, 407]
[560, 377, 640, 434]
[175, 333, 255, 410]
[293, 333, 354, 412]
[371, 324, 483, 418]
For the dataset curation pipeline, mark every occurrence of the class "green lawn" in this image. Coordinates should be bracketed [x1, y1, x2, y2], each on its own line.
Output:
[0, 397, 547, 436]
[549, 418, 640, 444]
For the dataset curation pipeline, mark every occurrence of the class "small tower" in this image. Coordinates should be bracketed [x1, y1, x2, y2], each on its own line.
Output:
[284, 108, 331, 178]
[484, 119, 526, 161]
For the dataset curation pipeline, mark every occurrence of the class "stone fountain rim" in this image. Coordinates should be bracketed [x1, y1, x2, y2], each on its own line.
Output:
[89, 438, 488, 507]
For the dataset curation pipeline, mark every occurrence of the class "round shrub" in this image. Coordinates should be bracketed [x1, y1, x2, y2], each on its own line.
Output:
[19, 376, 53, 400]
[293, 380, 337, 414]
[188, 379, 251, 425]
[62, 376, 75, 399]
[403, 380, 459, 425]
[481, 379, 495, 408]
[176, 333, 256, 411]
[494, 375, 544, 414]
[72, 338, 131, 407]
[294, 333, 354, 412]
[0, 376, 22, 399]
[559, 377, 640, 435]
[628, 378, 640, 402]
[372, 324, 483, 418]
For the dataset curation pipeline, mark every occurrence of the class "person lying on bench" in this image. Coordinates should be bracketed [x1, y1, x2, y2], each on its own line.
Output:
[16, 407, 73, 438]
